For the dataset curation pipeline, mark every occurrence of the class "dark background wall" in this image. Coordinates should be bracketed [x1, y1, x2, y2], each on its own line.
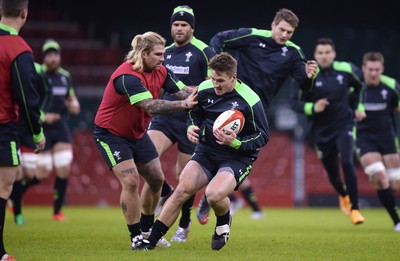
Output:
[29, 0, 399, 79]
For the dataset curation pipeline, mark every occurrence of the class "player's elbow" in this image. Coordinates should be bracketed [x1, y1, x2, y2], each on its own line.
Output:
[261, 132, 269, 147]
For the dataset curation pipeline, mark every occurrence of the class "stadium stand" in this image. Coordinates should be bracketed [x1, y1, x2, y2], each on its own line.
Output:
[20, 8, 124, 88]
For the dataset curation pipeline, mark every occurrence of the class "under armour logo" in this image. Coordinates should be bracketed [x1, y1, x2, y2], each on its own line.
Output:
[208, 98, 214, 103]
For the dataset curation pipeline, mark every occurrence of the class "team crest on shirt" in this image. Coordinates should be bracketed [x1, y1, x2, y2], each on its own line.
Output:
[185, 52, 193, 62]
[61, 75, 68, 86]
[381, 89, 388, 100]
[231, 101, 239, 108]
[113, 150, 121, 161]
[281, 46, 288, 56]
[336, 74, 344, 85]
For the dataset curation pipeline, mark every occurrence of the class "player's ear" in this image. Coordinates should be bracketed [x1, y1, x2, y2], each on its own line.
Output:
[21, 8, 28, 19]
[141, 50, 148, 59]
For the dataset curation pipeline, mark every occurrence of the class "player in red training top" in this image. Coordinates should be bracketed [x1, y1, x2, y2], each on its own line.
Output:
[93, 31, 197, 250]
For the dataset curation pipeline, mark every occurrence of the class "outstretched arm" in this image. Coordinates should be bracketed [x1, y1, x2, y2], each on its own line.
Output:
[172, 86, 198, 100]
[137, 89, 197, 115]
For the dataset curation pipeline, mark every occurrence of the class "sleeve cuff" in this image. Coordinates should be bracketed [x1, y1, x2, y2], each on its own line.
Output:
[229, 139, 241, 149]
[304, 102, 314, 115]
[33, 128, 45, 143]
[40, 110, 46, 122]
[357, 103, 365, 112]
[187, 125, 196, 133]
[176, 80, 185, 90]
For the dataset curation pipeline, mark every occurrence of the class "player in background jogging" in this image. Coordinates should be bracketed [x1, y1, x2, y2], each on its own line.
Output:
[33, 39, 80, 221]
[355, 51, 400, 231]
[290, 37, 366, 225]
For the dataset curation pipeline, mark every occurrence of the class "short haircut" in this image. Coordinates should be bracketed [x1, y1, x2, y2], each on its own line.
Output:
[209, 52, 237, 77]
[362, 51, 384, 65]
[315, 37, 336, 50]
[273, 8, 299, 28]
[0, 0, 28, 18]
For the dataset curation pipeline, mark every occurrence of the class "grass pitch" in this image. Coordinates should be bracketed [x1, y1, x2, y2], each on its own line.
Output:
[5, 206, 399, 260]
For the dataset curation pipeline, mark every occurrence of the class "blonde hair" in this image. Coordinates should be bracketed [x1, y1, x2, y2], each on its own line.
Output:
[125, 31, 166, 72]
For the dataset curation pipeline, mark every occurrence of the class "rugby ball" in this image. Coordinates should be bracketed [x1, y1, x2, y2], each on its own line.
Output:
[213, 109, 245, 135]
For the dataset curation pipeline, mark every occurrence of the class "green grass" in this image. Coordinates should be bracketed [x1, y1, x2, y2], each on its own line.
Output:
[5, 206, 399, 261]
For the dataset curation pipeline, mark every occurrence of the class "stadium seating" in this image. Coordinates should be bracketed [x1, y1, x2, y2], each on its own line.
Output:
[20, 8, 124, 88]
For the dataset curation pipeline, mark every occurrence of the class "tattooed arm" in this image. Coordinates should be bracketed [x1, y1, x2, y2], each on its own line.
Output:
[114, 74, 198, 114]
[136, 89, 198, 115]
[173, 86, 197, 100]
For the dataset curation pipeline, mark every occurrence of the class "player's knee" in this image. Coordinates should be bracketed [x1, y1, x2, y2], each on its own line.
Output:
[149, 180, 163, 193]
[364, 162, 385, 177]
[327, 173, 341, 183]
[21, 153, 38, 170]
[364, 162, 387, 188]
[0, 184, 13, 199]
[205, 190, 223, 206]
[53, 150, 73, 168]
[37, 154, 53, 172]
[386, 168, 400, 181]
[169, 186, 186, 203]
[340, 160, 354, 172]
[387, 168, 400, 191]
[144, 173, 163, 193]
[177, 183, 194, 197]
[121, 175, 140, 191]
[389, 182, 400, 192]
